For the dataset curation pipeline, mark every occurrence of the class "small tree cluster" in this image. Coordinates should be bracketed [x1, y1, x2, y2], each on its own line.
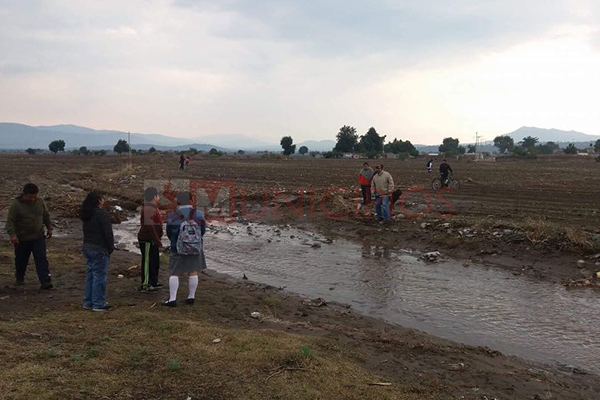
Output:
[48, 140, 66, 154]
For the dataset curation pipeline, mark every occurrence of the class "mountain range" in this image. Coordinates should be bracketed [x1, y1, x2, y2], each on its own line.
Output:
[0, 122, 598, 153]
[0, 123, 336, 152]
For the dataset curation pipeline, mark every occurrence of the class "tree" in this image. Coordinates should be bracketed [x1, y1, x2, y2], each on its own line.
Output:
[357, 127, 386, 154]
[79, 146, 89, 155]
[48, 140, 66, 154]
[299, 146, 308, 155]
[536, 142, 559, 155]
[458, 146, 466, 155]
[520, 136, 539, 150]
[384, 139, 418, 156]
[114, 139, 130, 154]
[280, 136, 296, 156]
[564, 143, 578, 155]
[148, 147, 157, 153]
[237, 150, 245, 155]
[334, 125, 358, 153]
[323, 150, 343, 159]
[309, 151, 320, 157]
[493, 135, 514, 153]
[26, 148, 36, 155]
[438, 137, 461, 155]
[467, 144, 476, 153]
[209, 148, 223, 156]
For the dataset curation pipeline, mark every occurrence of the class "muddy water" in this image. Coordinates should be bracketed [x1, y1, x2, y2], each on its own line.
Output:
[113, 221, 600, 373]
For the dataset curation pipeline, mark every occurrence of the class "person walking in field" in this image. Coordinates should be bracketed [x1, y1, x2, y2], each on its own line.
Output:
[439, 159, 453, 187]
[427, 159, 434, 173]
[80, 191, 114, 311]
[184, 156, 190, 169]
[358, 162, 374, 205]
[163, 191, 206, 307]
[5, 183, 53, 289]
[179, 154, 185, 170]
[138, 187, 163, 293]
[370, 164, 394, 222]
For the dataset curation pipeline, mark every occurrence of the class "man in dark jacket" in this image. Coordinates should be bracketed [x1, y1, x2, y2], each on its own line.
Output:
[138, 187, 163, 293]
[5, 183, 53, 289]
[439, 159, 453, 187]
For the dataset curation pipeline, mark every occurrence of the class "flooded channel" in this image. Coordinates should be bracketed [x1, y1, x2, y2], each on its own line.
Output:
[113, 220, 600, 373]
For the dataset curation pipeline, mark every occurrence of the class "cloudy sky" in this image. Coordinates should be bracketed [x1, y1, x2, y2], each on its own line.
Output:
[1, 0, 599, 145]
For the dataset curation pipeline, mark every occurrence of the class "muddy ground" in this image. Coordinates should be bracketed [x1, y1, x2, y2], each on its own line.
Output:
[1, 154, 600, 399]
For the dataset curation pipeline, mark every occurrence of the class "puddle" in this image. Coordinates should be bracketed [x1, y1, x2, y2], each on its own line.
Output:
[113, 220, 600, 373]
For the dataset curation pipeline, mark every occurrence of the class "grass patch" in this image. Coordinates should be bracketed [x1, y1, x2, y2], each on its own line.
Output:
[261, 294, 281, 310]
[166, 359, 181, 372]
[0, 309, 434, 400]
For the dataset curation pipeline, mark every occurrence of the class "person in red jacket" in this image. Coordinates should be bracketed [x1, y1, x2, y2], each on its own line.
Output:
[138, 187, 164, 293]
[358, 162, 374, 205]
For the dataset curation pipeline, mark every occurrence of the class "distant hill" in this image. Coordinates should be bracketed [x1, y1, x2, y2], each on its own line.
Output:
[505, 126, 600, 143]
[0, 123, 197, 150]
[0, 122, 333, 153]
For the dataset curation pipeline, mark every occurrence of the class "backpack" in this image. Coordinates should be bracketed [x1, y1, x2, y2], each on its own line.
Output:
[176, 212, 203, 255]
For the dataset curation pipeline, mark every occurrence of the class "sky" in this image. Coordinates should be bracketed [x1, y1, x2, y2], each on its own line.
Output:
[1, 0, 599, 145]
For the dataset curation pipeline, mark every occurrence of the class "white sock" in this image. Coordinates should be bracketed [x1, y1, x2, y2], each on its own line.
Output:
[169, 276, 179, 302]
[188, 275, 198, 299]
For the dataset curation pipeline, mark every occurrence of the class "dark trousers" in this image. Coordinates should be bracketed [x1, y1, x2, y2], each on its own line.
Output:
[14, 237, 51, 283]
[361, 185, 371, 205]
[441, 173, 449, 187]
[140, 241, 160, 287]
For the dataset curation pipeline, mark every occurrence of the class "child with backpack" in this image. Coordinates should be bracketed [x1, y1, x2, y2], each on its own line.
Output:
[164, 191, 206, 307]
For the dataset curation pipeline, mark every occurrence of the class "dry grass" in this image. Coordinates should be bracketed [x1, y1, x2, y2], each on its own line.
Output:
[0, 309, 431, 400]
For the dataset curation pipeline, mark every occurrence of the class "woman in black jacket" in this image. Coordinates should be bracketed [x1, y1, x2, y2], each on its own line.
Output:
[80, 191, 114, 311]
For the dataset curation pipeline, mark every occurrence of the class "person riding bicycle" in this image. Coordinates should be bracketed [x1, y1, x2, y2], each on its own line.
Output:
[439, 159, 453, 187]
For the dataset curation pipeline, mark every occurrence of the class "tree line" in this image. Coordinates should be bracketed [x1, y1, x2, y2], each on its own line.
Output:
[493, 135, 594, 155]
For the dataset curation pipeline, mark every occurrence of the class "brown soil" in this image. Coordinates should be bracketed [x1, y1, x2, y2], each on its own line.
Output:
[1, 154, 600, 399]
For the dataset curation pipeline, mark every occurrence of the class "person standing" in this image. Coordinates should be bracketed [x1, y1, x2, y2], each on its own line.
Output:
[5, 183, 53, 289]
[179, 154, 185, 170]
[427, 159, 433, 173]
[80, 191, 114, 311]
[358, 162, 374, 205]
[138, 187, 163, 293]
[370, 164, 394, 222]
[163, 191, 206, 307]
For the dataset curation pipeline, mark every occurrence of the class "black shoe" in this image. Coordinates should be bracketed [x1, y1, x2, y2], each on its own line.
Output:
[15, 279, 25, 286]
[162, 300, 177, 307]
[153, 282, 164, 288]
[140, 285, 160, 293]
[185, 298, 195, 305]
[92, 304, 113, 312]
[40, 282, 54, 290]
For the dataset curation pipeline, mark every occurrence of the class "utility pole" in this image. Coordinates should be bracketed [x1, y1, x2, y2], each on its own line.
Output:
[127, 131, 132, 169]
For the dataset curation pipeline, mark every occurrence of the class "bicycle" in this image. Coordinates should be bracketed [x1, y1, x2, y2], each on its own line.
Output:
[431, 173, 460, 191]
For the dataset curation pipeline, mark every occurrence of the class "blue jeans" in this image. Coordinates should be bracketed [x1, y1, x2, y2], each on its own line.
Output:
[375, 195, 390, 221]
[83, 250, 109, 309]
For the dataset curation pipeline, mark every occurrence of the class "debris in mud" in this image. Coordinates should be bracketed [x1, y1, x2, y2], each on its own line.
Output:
[250, 312, 261, 319]
[577, 260, 586, 268]
[557, 363, 588, 375]
[421, 251, 443, 262]
[447, 362, 468, 371]
[564, 274, 600, 289]
[302, 298, 327, 307]
[212, 338, 222, 344]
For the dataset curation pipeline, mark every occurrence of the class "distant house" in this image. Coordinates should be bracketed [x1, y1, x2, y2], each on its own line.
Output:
[343, 153, 359, 159]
